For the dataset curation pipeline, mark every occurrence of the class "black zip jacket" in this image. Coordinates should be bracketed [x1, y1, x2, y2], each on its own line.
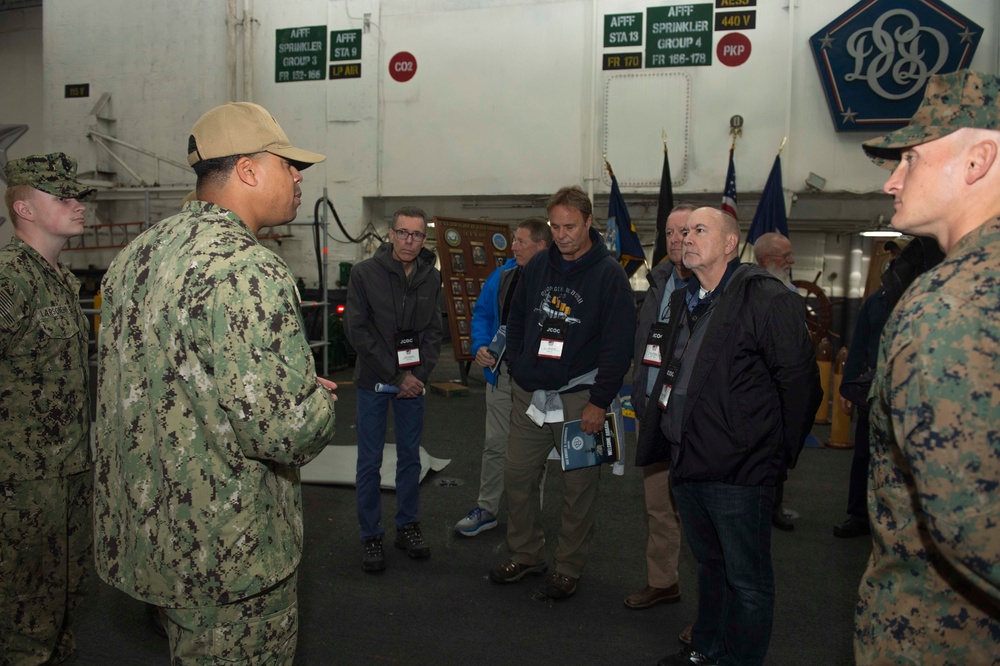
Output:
[344, 243, 443, 390]
[636, 265, 821, 485]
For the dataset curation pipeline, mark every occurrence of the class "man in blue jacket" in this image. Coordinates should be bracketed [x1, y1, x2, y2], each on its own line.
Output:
[489, 186, 635, 600]
[643, 207, 820, 666]
[455, 217, 551, 536]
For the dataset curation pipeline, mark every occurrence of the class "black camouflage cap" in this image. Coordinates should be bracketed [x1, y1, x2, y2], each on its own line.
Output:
[862, 70, 1000, 170]
[2, 152, 97, 200]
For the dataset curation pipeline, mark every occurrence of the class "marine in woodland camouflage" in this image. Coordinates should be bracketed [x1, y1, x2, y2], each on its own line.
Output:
[95, 201, 336, 607]
[857, 218, 1000, 664]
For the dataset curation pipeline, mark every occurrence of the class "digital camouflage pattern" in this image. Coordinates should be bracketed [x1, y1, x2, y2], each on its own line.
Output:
[857, 218, 1000, 664]
[0, 237, 90, 482]
[863, 69, 1000, 169]
[2, 152, 97, 200]
[0, 237, 92, 664]
[163, 572, 297, 665]
[95, 201, 336, 608]
[0, 473, 92, 664]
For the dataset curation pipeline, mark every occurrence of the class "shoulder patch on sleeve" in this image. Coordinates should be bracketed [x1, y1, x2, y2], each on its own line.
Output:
[0, 286, 18, 328]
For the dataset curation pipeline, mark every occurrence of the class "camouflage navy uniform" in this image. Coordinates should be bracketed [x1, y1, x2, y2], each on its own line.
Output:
[1, 155, 94, 666]
[96, 200, 336, 662]
[857, 218, 1000, 664]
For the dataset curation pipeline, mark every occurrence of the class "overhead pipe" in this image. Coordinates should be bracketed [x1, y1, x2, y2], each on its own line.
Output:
[227, 0, 238, 101]
[242, 0, 255, 102]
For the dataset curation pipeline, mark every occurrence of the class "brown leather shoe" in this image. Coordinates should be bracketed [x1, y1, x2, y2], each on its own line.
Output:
[679, 621, 694, 647]
[543, 571, 578, 599]
[624, 583, 681, 609]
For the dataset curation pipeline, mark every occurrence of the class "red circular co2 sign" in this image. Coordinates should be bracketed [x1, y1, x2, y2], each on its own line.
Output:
[389, 51, 417, 82]
[717, 33, 751, 67]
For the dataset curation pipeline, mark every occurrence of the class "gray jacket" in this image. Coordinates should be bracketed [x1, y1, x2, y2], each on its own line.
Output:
[631, 261, 685, 423]
[344, 243, 443, 390]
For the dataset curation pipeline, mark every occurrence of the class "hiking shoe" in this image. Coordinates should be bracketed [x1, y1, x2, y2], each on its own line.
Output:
[455, 506, 497, 536]
[362, 536, 385, 573]
[394, 522, 430, 559]
[489, 560, 547, 584]
[543, 571, 578, 599]
[678, 622, 694, 647]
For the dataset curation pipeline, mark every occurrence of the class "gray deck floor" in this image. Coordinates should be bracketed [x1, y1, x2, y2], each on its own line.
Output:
[75, 345, 869, 665]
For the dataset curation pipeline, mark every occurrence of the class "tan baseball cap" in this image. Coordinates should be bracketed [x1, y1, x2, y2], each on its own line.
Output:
[862, 69, 1000, 169]
[186, 102, 325, 170]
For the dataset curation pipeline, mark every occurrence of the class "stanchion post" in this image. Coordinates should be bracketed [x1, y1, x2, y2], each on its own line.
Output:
[814, 337, 833, 425]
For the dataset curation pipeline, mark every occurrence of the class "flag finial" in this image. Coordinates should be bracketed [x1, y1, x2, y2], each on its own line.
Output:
[729, 114, 744, 148]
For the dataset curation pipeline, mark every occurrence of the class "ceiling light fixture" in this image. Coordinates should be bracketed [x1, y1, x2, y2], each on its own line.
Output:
[859, 214, 902, 238]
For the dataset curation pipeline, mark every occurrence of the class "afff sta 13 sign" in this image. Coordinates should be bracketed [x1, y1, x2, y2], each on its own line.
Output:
[810, 0, 982, 132]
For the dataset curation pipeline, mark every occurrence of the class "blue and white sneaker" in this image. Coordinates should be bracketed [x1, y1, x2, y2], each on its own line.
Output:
[455, 506, 497, 536]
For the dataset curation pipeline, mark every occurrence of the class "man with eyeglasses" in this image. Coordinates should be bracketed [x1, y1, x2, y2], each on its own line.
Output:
[345, 206, 443, 573]
[753, 232, 799, 532]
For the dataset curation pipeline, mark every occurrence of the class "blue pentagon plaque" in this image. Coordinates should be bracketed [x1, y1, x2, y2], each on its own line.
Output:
[810, 0, 982, 133]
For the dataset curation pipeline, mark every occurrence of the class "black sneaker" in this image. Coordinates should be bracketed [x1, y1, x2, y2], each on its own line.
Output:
[362, 536, 386, 573]
[394, 522, 430, 559]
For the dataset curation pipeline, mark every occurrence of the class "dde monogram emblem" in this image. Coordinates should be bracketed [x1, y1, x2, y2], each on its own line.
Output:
[810, 0, 982, 132]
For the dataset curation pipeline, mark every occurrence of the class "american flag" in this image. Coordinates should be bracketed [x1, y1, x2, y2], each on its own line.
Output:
[721, 146, 738, 221]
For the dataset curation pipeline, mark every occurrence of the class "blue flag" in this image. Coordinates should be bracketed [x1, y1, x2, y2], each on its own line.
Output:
[721, 146, 738, 221]
[606, 173, 645, 278]
[746, 155, 788, 246]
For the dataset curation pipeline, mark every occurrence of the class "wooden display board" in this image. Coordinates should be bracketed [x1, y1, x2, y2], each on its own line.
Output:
[434, 217, 512, 361]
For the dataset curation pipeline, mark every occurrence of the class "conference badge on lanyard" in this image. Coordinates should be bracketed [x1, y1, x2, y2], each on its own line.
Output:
[395, 330, 421, 368]
[657, 358, 682, 410]
[642, 324, 670, 367]
[537, 318, 568, 359]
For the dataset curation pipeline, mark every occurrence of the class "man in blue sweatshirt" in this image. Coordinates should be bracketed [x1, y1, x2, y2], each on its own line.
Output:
[488, 186, 635, 600]
[455, 217, 551, 537]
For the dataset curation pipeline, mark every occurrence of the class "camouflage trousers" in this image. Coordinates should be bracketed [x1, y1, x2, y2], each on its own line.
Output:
[0, 471, 93, 666]
[162, 572, 298, 665]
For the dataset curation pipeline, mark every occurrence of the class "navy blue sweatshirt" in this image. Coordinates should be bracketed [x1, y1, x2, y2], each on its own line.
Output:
[506, 227, 635, 409]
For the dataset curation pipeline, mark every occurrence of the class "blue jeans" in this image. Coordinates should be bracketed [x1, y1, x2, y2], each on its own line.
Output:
[672, 480, 775, 666]
[355, 389, 425, 541]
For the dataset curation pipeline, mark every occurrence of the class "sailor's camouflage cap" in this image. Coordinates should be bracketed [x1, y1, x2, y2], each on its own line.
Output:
[863, 70, 1000, 169]
[3, 152, 97, 200]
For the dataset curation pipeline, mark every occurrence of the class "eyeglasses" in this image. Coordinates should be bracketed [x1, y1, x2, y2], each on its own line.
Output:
[761, 252, 794, 261]
[392, 229, 427, 242]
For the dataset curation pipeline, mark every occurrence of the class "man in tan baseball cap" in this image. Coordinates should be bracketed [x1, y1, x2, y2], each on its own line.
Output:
[95, 103, 337, 665]
[855, 69, 1000, 664]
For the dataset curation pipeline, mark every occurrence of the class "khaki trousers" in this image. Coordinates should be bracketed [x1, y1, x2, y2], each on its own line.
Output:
[505, 381, 601, 579]
[641, 460, 682, 588]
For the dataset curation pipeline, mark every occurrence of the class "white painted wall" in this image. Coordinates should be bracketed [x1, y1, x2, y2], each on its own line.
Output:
[1, 0, 997, 300]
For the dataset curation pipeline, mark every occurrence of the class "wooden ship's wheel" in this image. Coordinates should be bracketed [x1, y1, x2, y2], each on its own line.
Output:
[792, 279, 833, 345]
